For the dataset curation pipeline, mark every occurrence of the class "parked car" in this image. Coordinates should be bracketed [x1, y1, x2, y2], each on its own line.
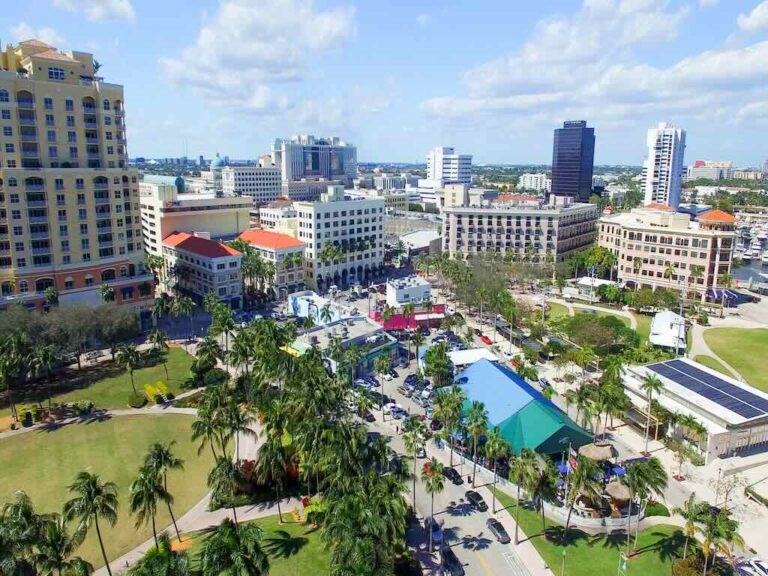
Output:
[424, 516, 443, 546]
[486, 518, 511, 544]
[388, 369, 399, 378]
[473, 328, 482, 336]
[480, 335, 493, 345]
[440, 547, 464, 576]
[465, 490, 488, 512]
[443, 467, 464, 485]
[539, 377, 551, 388]
[396, 386, 412, 398]
[405, 374, 419, 385]
[382, 372, 393, 381]
[362, 411, 375, 423]
[416, 445, 426, 458]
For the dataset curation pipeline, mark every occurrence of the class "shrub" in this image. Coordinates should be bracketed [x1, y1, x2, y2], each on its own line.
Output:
[143, 383, 158, 402]
[20, 409, 33, 427]
[644, 501, 670, 517]
[672, 554, 703, 576]
[75, 400, 94, 415]
[203, 368, 229, 387]
[128, 393, 147, 408]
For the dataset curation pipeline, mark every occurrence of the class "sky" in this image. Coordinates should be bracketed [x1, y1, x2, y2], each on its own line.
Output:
[5, 0, 768, 166]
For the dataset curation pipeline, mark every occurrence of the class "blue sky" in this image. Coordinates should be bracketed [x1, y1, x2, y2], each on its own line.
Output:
[5, 0, 768, 166]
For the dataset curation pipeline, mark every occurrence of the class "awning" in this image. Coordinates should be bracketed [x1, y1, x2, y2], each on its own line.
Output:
[414, 312, 445, 321]
[578, 442, 617, 461]
[707, 288, 738, 300]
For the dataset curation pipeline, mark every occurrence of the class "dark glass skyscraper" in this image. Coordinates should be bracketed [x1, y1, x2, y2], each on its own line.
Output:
[550, 121, 595, 202]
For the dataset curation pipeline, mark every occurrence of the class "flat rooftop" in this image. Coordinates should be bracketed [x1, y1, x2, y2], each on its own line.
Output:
[387, 276, 431, 290]
[291, 315, 393, 354]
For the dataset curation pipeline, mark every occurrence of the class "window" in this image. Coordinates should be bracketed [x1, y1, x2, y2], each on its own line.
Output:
[106, 132, 112, 140]
[16, 258, 26, 268]
[75, 178, 84, 189]
[81, 239, 89, 249]
[64, 278, 74, 289]
[5, 144, 14, 153]
[61, 240, 69, 252]
[82, 252, 90, 262]
[45, 114, 55, 126]
[14, 242, 24, 251]
[1, 110, 10, 120]
[44, 97, 53, 110]
[68, 131, 76, 143]
[0, 90, 8, 103]
[62, 255, 70, 264]
[84, 276, 93, 287]
[66, 115, 75, 127]
[48, 67, 65, 81]
[48, 146, 58, 158]
[80, 223, 88, 234]
[9, 194, 18, 203]
[2, 127, 11, 137]
[107, 146, 114, 155]
[102, 100, 110, 111]
[55, 178, 64, 190]
[47, 130, 55, 142]
[78, 209, 87, 220]
[65, 99, 74, 112]
[104, 116, 111, 126]
[69, 146, 78, 158]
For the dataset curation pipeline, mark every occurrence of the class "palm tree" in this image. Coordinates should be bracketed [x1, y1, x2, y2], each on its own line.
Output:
[148, 329, 170, 381]
[421, 458, 445, 553]
[465, 400, 488, 487]
[410, 332, 425, 368]
[255, 438, 291, 524]
[672, 493, 708, 561]
[563, 456, 602, 541]
[32, 514, 92, 576]
[195, 336, 223, 375]
[31, 343, 58, 409]
[689, 264, 705, 302]
[207, 457, 242, 526]
[116, 343, 141, 396]
[403, 417, 427, 506]
[1, 490, 43, 560]
[129, 465, 172, 547]
[630, 457, 668, 550]
[63, 472, 119, 576]
[144, 442, 185, 543]
[483, 427, 510, 514]
[191, 405, 222, 459]
[698, 510, 743, 576]
[44, 286, 59, 308]
[343, 345, 363, 382]
[641, 374, 664, 454]
[126, 533, 188, 576]
[210, 306, 236, 371]
[433, 385, 465, 467]
[528, 453, 558, 532]
[200, 519, 268, 576]
[632, 257, 643, 292]
[319, 303, 333, 325]
[171, 296, 195, 341]
[509, 450, 536, 544]
[223, 402, 257, 462]
[477, 287, 488, 329]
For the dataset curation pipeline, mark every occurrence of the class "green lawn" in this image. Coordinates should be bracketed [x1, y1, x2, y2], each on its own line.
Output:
[0, 414, 213, 567]
[491, 488, 686, 576]
[573, 307, 631, 327]
[187, 515, 329, 575]
[547, 302, 571, 319]
[693, 355, 732, 377]
[633, 313, 653, 341]
[703, 328, 768, 392]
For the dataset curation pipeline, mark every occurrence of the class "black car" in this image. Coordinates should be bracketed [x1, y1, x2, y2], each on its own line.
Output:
[441, 548, 465, 576]
[388, 368, 399, 378]
[473, 328, 482, 336]
[486, 518, 510, 544]
[443, 467, 464, 485]
[362, 411, 375, 422]
[465, 490, 488, 512]
[404, 374, 419, 385]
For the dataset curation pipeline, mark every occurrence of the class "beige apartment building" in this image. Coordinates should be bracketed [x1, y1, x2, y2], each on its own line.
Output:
[442, 197, 598, 261]
[598, 205, 736, 299]
[238, 229, 306, 299]
[139, 180, 251, 257]
[0, 40, 152, 312]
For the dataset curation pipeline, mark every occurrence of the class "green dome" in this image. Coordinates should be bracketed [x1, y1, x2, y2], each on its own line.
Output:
[211, 154, 226, 169]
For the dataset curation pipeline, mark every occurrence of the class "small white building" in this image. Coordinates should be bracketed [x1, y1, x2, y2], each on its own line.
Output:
[649, 310, 686, 350]
[386, 276, 432, 308]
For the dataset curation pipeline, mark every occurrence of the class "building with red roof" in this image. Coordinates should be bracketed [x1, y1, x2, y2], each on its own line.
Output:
[161, 232, 243, 309]
[238, 229, 306, 299]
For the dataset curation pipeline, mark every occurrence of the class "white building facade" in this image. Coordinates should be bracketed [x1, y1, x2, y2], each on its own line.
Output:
[221, 165, 281, 204]
[385, 276, 432, 308]
[642, 122, 686, 209]
[271, 135, 357, 185]
[518, 173, 551, 193]
[426, 146, 472, 187]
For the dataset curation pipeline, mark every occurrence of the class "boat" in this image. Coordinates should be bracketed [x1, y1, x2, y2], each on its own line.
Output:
[762, 253, 768, 266]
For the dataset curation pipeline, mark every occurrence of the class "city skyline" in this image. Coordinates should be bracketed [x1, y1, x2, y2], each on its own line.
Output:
[3, 0, 768, 165]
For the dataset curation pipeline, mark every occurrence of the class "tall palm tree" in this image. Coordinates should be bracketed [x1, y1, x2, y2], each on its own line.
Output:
[465, 400, 488, 487]
[148, 329, 170, 381]
[433, 386, 465, 468]
[144, 442, 185, 543]
[63, 472, 119, 576]
[528, 453, 558, 532]
[191, 404, 222, 459]
[641, 374, 664, 454]
[171, 296, 195, 341]
[421, 458, 445, 553]
[254, 438, 291, 524]
[1, 490, 43, 560]
[672, 493, 708, 561]
[129, 466, 172, 548]
[477, 287, 488, 329]
[689, 264, 705, 302]
[403, 417, 427, 507]
[632, 257, 643, 292]
[630, 457, 668, 550]
[223, 402, 257, 462]
[31, 343, 58, 409]
[563, 456, 602, 541]
[199, 519, 268, 576]
[483, 427, 510, 514]
[343, 345, 364, 381]
[195, 336, 223, 374]
[32, 514, 92, 576]
[410, 332, 425, 368]
[126, 533, 188, 576]
[509, 450, 536, 544]
[698, 510, 743, 576]
[207, 457, 242, 526]
[210, 306, 236, 372]
[116, 343, 141, 396]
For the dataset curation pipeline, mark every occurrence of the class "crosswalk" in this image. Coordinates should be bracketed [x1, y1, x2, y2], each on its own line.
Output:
[502, 551, 532, 576]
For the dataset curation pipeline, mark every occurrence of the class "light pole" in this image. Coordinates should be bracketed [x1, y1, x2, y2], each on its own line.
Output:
[677, 279, 686, 358]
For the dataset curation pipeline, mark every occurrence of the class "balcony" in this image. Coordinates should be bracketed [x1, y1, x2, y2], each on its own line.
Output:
[20, 134, 38, 142]
[17, 100, 35, 110]
[96, 212, 111, 219]
[18, 117, 36, 126]
[21, 148, 39, 158]
[24, 184, 45, 192]
[26, 200, 47, 208]
[114, 109, 124, 116]
[29, 215, 48, 223]
[30, 231, 49, 239]
[84, 119, 98, 127]
[85, 136, 99, 144]
[32, 247, 51, 255]
[82, 106, 98, 115]
[87, 152, 101, 160]
[95, 196, 110, 204]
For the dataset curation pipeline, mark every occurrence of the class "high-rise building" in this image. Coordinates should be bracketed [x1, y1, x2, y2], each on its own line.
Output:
[0, 40, 153, 311]
[641, 122, 686, 209]
[686, 160, 732, 181]
[271, 135, 357, 186]
[550, 121, 595, 202]
[763, 159, 768, 178]
[426, 146, 472, 187]
[518, 173, 551, 193]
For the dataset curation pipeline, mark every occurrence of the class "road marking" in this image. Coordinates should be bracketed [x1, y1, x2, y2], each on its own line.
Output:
[503, 551, 531, 576]
[476, 550, 495, 575]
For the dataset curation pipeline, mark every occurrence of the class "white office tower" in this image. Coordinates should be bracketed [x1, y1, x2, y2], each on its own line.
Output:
[271, 135, 357, 185]
[426, 146, 472, 187]
[642, 123, 686, 209]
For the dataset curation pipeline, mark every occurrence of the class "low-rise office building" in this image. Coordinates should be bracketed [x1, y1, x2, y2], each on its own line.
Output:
[221, 164, 281, 204]
[442, 197, 598, 261]
[281, 178, 341, 202]
[597, 205, 735, 300]
[346, 188, 408, 213]
[238, 229, 306, 299]
[386, 275, 431, 308]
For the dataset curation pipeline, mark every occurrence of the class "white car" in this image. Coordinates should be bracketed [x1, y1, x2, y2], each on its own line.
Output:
[382, 402, 404, 415]
[738, 559, 768, 576]
[382, 372, 393, 381]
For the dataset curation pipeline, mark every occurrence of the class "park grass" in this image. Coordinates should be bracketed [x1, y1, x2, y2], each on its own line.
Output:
[547, 302, 571, 319]
[186, 515, 330, 575]
[491, 488, 686, 576]
[1, 347, 194, 425]
[573, 307, 631, 327]
[633, 313, 653, 341]
[0, 414, 213, 567]
[693, 355, 732, 377]
[703, 328, 768, 392]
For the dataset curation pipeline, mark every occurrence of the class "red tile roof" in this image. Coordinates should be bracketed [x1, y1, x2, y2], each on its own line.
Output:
[162, 232, 241, 258]
[19, 39, 54, 48]
[238, 229, 304, 250]
[644, 203, 675, 212]
[698, 209, 736, 223]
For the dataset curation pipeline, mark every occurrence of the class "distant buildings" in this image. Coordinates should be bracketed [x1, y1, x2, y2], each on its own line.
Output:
[346, 188, 408, 213]
[763, 159, 768, 177]
[281, 178, 341, 202]
[373, 174, 406, 190]
[238, 229, 306, 299]
[221, 163, 281, 204]
[732, 169, 763, 181]
[550, 121, 595, 203]
[686, 161, 733, 181]
[425, 146, 472, 187]
[161, 231, 243, 308]
[597, 205, 735, 300]
[271, 135, 357, 186]
[642, 122, 686, 209]
[139, 179, 251, 257]
[518, 173, 551, 193]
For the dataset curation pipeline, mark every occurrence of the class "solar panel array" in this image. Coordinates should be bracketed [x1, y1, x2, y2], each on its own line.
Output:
[647, 359, 768, 420]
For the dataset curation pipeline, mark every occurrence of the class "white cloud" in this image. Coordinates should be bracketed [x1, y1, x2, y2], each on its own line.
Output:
[698, 0, 719, 7]
[160, 0, 355, 115]
[359, 96, 391, 114]
[738, 1, 768, 32]
[9, 22, 65, 47]
[416, 13, 430, 27]
[51, 0, 135, 22]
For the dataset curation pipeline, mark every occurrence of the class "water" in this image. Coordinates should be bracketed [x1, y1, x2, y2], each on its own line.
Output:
[734, 259, 768, 286]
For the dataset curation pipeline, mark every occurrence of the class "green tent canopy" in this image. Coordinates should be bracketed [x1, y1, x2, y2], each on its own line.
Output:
[495, 400, 592, 455]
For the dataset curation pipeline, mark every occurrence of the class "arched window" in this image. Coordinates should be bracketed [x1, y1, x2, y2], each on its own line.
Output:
[8, 178, 17, 187]
[64, 277, 74, 290]
[84, 275, 94, 287]
[35, 278, 54, 292]
[19, 280, 28, 293]
[93, 176, 109, 189]
[119, 265, 128, 277]
[0, 89, 8, 103]
[102, 99, 111, 111]
[101, 269, 116, 282]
